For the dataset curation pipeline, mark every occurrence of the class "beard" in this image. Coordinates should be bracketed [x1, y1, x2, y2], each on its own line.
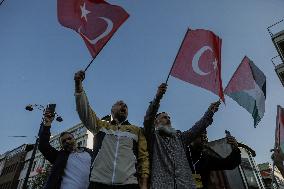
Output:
[113, 111, 127, 123]
[156, 124, 176, 136]
[117, 115, 126, 123]
[63, 141, 76, 152]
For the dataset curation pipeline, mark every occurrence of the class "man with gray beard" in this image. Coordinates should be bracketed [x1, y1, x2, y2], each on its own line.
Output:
[144, 83, 220, 189]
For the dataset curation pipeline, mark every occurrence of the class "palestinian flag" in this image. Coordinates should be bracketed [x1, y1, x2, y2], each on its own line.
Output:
[225, 56, 266, 127]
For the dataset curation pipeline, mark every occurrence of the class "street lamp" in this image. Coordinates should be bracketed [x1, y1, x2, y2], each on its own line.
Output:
[22, 104, 62, 189]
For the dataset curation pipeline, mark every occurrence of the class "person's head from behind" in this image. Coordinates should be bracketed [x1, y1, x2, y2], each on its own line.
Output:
[111, 100, 128, 123]
[59, 132, 76, 152]
[191, 130, 208, 148]
[154, 112, 176, 136]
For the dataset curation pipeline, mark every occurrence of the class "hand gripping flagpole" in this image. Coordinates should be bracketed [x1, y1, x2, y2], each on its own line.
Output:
[165, 29, 190, 84]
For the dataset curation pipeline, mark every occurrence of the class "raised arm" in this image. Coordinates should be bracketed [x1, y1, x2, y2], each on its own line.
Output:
[38, 111, 59, 164]
[181, 101, 220, 146]
[143, 83, 167, 141]
[74, 70, 101, 133]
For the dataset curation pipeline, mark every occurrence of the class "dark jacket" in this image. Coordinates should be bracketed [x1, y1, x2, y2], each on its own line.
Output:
[38, 126, 92, 189]
[187, 145, 241, 189]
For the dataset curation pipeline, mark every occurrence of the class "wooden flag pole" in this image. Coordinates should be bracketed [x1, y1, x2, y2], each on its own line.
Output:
[165, 29, 190, 84]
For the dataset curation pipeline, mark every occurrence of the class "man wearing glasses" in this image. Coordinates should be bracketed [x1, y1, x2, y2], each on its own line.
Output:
[144, 83, 220, 189]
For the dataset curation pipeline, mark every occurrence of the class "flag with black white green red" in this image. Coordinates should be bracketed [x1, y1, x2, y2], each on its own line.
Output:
[224, 56, 266, 127]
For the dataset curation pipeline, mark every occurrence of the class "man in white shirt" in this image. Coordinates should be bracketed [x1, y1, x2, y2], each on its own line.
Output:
[39, 109, 92, 189]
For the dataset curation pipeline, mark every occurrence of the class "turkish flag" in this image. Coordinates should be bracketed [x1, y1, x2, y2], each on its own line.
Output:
[170, 29, 224, 102]
[58, 0, 129, 57]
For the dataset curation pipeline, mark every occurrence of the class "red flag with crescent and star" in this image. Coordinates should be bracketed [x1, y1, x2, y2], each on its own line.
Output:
[170, 29, 224, 102]
[57, 0, 129, 57]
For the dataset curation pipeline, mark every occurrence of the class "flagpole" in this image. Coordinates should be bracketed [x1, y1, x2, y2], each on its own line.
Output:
[83, 36, 108, 72]
[0, 0, 6, 6]
[83, 45, 103, 72]
[165, 29, 190, 84]
[84, 57, 96, 72]
[165, 63, 174, 84]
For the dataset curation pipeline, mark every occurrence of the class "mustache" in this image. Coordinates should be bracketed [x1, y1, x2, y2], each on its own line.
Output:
[119, 110, 127, 114]
[62, 142, 75, 150]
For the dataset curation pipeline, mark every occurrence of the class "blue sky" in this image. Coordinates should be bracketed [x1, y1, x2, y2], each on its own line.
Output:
[1, 0, 284, 164]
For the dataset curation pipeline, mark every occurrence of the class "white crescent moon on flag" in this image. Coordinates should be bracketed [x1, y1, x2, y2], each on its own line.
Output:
[192, 46, 218, 76]
[79, 17, 114, 46]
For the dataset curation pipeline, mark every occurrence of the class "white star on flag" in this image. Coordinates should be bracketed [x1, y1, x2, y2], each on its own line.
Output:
[80, 3, 91, 21]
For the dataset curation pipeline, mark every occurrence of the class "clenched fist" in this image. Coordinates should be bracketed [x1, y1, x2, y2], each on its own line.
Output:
[156, 83, 167, 100]
[208, 100, 221, 114]
[74, 70, 85, 93]
[43, 110, 55, 127]
[74, 70, 85, 82]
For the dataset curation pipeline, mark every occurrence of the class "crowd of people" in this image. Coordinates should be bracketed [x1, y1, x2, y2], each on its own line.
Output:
[38, 70, 242, 189]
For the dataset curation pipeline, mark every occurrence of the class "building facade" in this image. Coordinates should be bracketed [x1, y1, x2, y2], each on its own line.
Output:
[258, 162, 284, 189]
[0, 144, 33, 189]
[208, 138, 265, 189]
